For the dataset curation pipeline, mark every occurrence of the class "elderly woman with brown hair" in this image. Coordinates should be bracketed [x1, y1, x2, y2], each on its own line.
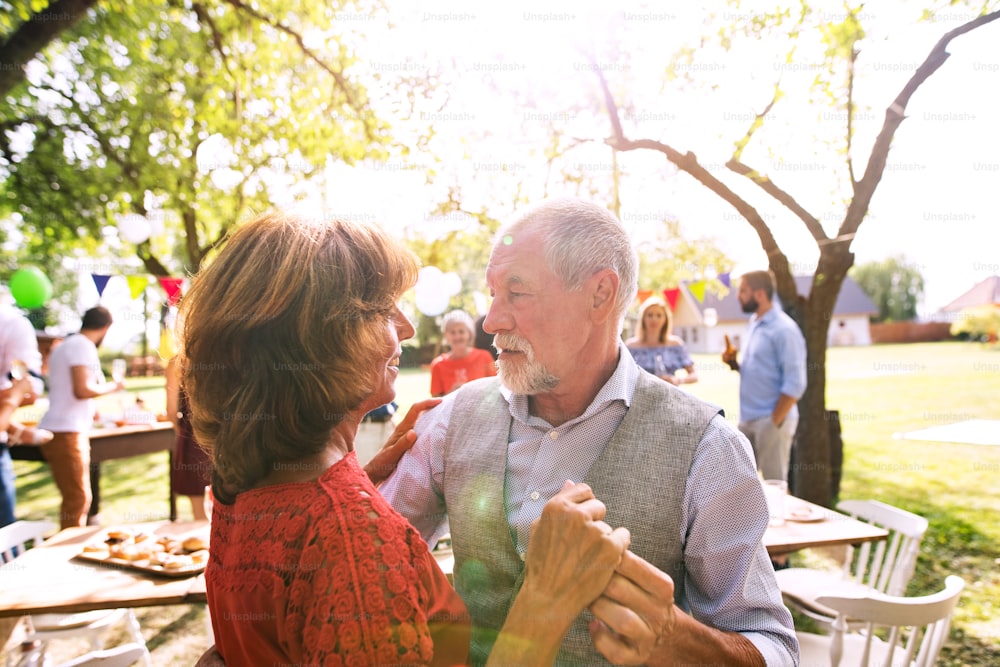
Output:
[625, 295, 699, 386]
[182, 211, 631, 667]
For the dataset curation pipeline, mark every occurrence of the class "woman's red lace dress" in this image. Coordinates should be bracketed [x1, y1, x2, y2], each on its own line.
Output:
[206, 451, 470, 666]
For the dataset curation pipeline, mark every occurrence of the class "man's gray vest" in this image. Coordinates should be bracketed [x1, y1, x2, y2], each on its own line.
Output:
[441, 372, 721, 666]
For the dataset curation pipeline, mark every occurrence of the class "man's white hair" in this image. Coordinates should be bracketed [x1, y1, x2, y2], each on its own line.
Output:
[495, 198, 639, 329]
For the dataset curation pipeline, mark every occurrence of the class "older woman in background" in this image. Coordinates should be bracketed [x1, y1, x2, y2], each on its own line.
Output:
[626, 295, 698, 386]
[182, 211, 630, 667]
[430, 309, 496, 397]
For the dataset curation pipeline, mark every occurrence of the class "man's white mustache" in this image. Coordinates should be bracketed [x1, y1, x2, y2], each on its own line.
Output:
[494, 334, 530, 354]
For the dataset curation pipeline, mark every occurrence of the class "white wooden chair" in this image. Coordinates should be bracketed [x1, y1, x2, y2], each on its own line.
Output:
[776, 499, 929, 626]
[14, 643, 148, 667]
[0, 522, 151, 667]
[796, 575, 965, 667]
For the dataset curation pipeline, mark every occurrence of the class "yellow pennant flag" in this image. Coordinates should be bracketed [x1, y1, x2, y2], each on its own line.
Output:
[126, 275, 149, 300]
[158, 326, 176, 361]
[689, 280, 707, 303]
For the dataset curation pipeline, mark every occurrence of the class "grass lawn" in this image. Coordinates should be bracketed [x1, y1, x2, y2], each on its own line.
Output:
[9, 342, 1000, 664]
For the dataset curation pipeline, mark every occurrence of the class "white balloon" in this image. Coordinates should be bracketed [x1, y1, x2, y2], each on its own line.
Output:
[118, 213, 152, 244]
[417, 266, 444, 286]
[441, 272, 462, 297]
[415, 288, 450, 316]
[472, 291, 489, 316]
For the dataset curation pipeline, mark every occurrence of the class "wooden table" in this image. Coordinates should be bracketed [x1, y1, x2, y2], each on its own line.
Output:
[10, 422, 179, 521]
[431, 497, 888, 580]
[0, 521, 208, 620]
[764, 497, 888, 557]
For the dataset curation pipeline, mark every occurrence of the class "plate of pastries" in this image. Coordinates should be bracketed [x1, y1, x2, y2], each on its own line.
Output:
[74, 527, 210, 577]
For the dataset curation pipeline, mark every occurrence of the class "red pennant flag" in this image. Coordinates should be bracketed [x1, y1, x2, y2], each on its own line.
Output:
[91, 274, 111, 297]
[663, 287, 681, 311]
[159, 276, 184, 306]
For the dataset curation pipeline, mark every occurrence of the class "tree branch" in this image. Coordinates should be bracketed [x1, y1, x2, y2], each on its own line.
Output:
[725, 158, 829, 243]
[846, 46, 858, 186]
[732, 81, 781, 162]
[842, 10, 1000, 239]
[0, 0, 99, 99]
[192, 2, 241, 119]
[221, 0, 374, 141]
[593, 65, 792, 275]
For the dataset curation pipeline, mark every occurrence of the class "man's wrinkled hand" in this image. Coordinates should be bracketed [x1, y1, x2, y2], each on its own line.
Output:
[588, 550, 677, 665]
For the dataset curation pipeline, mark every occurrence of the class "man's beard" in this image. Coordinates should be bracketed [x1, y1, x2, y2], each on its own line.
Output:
[740, 297, 758, 314]
[493, 334, 559, 395]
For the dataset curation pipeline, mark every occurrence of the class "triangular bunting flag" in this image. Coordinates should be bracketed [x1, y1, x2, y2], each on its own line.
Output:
[636, 289, 654, 304]
[663, 287, 681, 311]
[159, 277, 184, 306]
[158, 326, 177, 361]
[91, 274, 111, 297]
[718, 272, 731, 288]
[126, 275, 149, 300]
[689, 280, 707, 303]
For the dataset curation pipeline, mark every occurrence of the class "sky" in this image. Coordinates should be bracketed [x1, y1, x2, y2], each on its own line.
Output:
[317, 0, 1000, 315]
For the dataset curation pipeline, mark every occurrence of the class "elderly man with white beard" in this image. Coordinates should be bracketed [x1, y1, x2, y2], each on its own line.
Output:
[381, 198, 798, 667]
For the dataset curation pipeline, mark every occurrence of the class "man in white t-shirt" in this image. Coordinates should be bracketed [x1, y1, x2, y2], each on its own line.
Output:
[0, 300, 46, 527]
[39, 307, 124, 528]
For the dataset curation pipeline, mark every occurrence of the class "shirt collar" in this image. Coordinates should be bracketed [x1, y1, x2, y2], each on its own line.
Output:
[750, 307, 778, 326]
[500, 340, 638, 425]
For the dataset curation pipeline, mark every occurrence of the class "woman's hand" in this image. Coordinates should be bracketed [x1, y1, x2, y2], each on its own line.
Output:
[363, 398, 442, 485]
[520, 481, 631, 630]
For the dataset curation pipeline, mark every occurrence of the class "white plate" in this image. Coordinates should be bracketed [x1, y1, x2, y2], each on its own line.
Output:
[785, 507, 826, 522]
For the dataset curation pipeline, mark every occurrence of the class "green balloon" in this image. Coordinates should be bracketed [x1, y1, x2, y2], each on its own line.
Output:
[9, 267, 53, 309]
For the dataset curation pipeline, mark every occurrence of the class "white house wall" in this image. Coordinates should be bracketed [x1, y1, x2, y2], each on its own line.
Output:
[677, 317, 871, 353]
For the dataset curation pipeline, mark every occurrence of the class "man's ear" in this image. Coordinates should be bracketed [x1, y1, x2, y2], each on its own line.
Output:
[590, 270, 620, 323]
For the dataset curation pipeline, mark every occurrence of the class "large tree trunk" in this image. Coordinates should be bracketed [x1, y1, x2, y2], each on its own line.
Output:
[787, 249, 853, 505]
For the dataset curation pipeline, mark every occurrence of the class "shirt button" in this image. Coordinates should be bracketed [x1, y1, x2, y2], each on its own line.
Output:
[549, 431, 559, 440]
[530, 491, 540, 501]
[519, 552, 526, 562]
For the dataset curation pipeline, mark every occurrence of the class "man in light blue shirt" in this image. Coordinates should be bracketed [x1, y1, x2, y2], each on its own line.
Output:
[722, 271, 807, 481]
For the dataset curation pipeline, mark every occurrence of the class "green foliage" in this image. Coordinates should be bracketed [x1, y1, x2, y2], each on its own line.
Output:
[850, 255, 925, 322]
[1, 0, 390, 281]
[949, 305, 1000, 341]
[637, 219, 734, 295]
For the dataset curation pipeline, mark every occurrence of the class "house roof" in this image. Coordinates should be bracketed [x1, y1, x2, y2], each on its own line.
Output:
[684, 275, 878, 322]
[938, 275, 1000, 312]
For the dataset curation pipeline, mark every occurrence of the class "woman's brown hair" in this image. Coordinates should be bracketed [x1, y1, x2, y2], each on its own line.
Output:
[178, 211, 418, 502]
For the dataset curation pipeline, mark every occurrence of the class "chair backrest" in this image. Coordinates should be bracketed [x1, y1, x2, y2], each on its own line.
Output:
[0, 520, 56, 564]
[815, 575, 965, 667]
[56, 643, 149, 667]
[836, 499, 929, 596]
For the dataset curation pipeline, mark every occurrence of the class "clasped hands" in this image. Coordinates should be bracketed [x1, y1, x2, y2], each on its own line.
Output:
[525, 481, 677, 665]
[363, 403, 679, 664]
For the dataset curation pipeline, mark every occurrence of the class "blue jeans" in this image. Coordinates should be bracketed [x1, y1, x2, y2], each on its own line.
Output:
[0, 446, 16, 528]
